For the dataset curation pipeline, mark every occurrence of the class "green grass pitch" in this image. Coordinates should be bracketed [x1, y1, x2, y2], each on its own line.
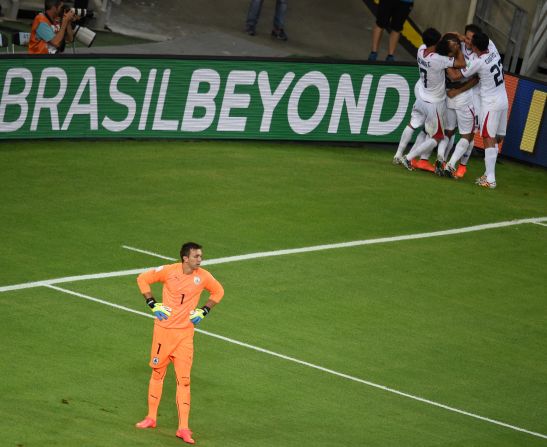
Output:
[0, 140, 546, 446]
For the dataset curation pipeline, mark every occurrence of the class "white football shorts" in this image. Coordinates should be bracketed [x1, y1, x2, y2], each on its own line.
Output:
[480, 108, 508, 139]
[446, 105, 476, 135]
[410, 98, 445, 139]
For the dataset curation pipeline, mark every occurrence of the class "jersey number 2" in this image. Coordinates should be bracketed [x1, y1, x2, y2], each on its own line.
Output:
[420, 68, 428, 88]
[490, 59, 504, 87]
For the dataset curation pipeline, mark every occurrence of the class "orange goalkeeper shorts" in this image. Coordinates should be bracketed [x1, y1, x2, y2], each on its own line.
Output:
[149, 324, 194, 369]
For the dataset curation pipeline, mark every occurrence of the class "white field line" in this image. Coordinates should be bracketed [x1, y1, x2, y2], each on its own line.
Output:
[44, 283, 547, 440]
[2, 216, 546, 294]
[122, 245, 177, 261]
[532, 222, 547, 227]
[0, 268, 150, 293]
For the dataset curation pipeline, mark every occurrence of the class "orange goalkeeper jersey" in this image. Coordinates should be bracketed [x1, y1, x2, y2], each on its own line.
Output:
[137, 263, 224, 329]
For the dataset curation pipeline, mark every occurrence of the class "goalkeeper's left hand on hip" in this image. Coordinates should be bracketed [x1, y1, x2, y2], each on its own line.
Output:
[189, 306, 210, 325]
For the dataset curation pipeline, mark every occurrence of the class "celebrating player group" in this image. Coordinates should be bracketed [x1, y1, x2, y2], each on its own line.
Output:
[394, 24, 509, 189]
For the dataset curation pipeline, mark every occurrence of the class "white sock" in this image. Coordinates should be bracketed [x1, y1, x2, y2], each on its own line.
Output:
[484, 147, 498, 183]
[445, 135, 456, 160]
[406, 137, 438, 160]
[448, 138, 470, 168]
[395, 126, 415, 158]
[410, 130, 426, 154]
[460, 144, 473, 165]
[436, 136, 449, 161]
[420, 133, 436, 160]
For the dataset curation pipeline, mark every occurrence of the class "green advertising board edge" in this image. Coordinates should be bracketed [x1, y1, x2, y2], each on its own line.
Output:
[0, 55, 418, 141]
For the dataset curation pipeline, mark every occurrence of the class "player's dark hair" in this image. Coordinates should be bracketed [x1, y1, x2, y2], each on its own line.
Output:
[180, 242, 202, 260]
[464, 24, 482, 35]
[44, 0, 63, 9]
[443, 33, 460, 44]
[436, 33, 459, 56]
[435, 38, 451, 56]
[472, 32, 489, 52]
[422, 28, 441, 47]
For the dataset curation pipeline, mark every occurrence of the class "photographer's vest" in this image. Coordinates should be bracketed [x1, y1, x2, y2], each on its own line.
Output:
[29, 13, 58, 54]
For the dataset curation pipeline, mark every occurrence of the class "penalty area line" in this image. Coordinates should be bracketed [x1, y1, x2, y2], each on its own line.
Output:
[122, 245, 178, 261]
[44, 283, 547, 441]
[123, 217, 547, 265]
[2, 216, 547, 294]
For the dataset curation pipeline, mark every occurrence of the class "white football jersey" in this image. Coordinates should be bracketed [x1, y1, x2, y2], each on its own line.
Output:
[463, 42, 480, 91]
[463, 42, 482, 115]
[414, 79, 421, 100]
[446, 42, 479, 110]
[446, 43, 476, 109]
[416, 44, 455, 103]
[462, 42, 477, 63]
[462, 40, 508, 111]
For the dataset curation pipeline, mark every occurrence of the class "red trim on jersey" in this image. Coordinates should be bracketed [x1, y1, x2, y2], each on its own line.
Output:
[433, 112, 444, 141]
[481, 112, 491, 138]
[469, 106, 476, 133]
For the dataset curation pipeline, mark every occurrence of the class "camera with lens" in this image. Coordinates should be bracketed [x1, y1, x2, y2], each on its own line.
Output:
[69, 8, 94, 18]
[72, 23, 97, 47]
[62, 4, 94, 20]
[63, 4, 97, 47]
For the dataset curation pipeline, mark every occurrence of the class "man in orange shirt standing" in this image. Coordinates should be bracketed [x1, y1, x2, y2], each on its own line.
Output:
[135, 242, 224, 444]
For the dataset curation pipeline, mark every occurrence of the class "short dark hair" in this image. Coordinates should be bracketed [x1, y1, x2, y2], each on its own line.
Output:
[443, 33, 460, 44]
[45, 0, 63, 9]
[464, 24, 482, 35]
[472, 32, 489, 52]
[422, 28, 441, 47]
[435, 39, 451, 56]
[180, 242, 202, 260]
[436, 33, 459, 55]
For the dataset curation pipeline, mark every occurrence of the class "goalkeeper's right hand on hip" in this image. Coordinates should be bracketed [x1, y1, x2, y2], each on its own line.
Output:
[146, 298, 172, 321]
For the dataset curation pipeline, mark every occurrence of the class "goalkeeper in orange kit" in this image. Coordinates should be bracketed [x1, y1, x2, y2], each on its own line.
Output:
[135, 242, 224, 445]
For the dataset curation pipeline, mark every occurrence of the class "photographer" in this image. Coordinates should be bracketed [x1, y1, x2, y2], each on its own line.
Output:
[29, 0, 76, 54]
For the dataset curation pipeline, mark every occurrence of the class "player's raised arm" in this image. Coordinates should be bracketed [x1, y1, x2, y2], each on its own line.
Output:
[448, 54, 479, 81]
[452, 32, 466, 43]
[460, 57, 481, 79]
[451, 41, 467, 69]
[446, 67, 462, 81]
[447, 76, 479, 98]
